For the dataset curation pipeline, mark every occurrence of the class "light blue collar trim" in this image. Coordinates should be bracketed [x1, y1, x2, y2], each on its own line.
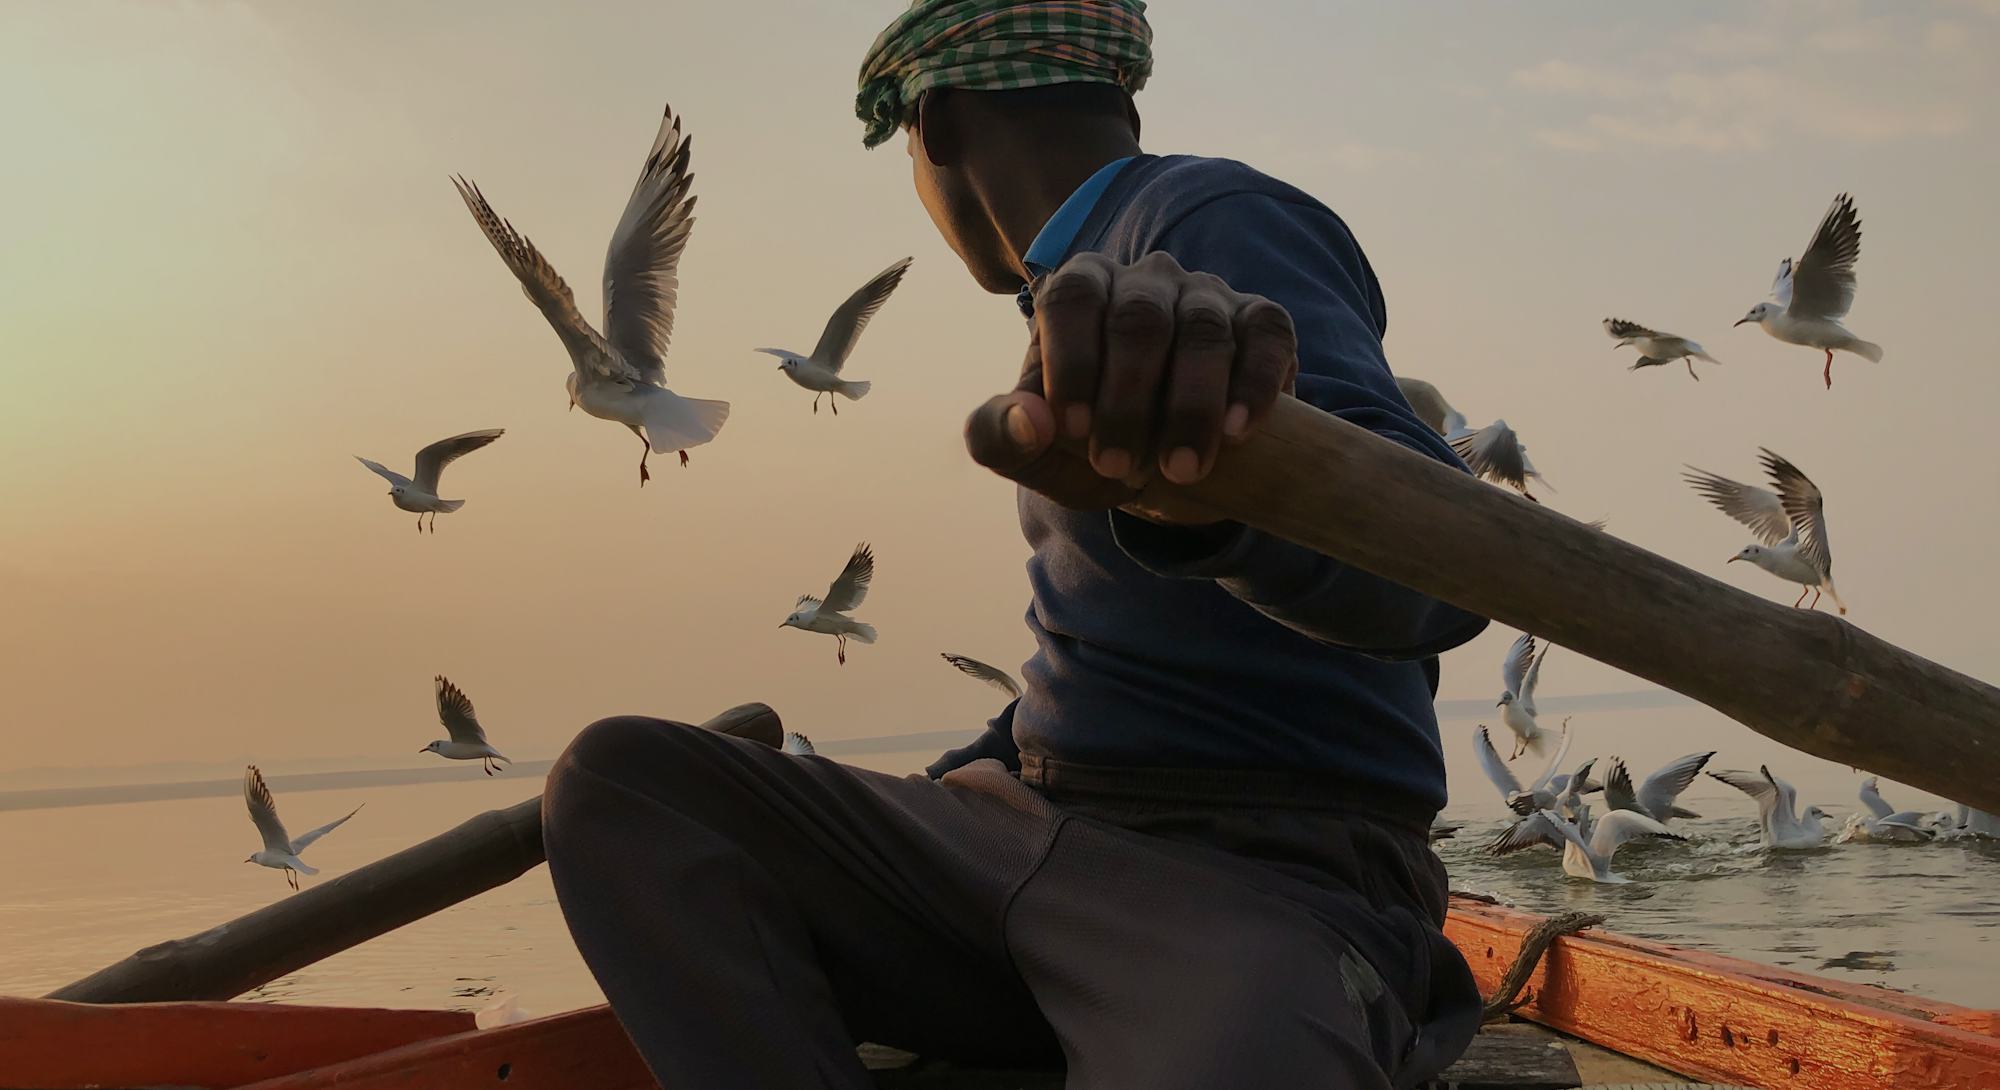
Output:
[1022, 156, 1134, 281]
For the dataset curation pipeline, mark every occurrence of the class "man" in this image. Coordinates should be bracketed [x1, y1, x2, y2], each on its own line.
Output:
[543, 2, 1489, 1087]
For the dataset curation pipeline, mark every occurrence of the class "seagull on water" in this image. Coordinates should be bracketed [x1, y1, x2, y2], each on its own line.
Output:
[423, 676, 511, 775]
[1949, 805, 2000, 839]
[1449, 420, 1553, 502]
[1475, 719, 1570, 814]
[243, 765, 361, 891]
[781, 543, 877, 665]
[1685, 448, 1844, 614]
[1603, 318, 1721, 381]
[940, 652, 1022, 700]
[1489, 808, 1684, 884]
[1495, 633, 1553, 760]
[781, 731, 817, 756]
[755, 257, 913, 415]
[1601, 752, 1714, 824]
[355, 429, 504, 533]
[1838, 777, 1932, 843]
[1709, 765, 1831, 850]
[1735, 193, 1882, 389]
[453, 105, 728, 486]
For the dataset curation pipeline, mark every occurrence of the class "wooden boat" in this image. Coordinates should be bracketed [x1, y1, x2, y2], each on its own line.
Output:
[6, 893, 1997, 1089]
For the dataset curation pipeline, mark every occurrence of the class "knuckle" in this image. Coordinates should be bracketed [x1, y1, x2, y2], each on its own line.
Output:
[1239, 298, 1297, 341]
[1106, 294, 1174, 340]
[1173, 303, 1233, 349]
[1039, 268, 1108, 310]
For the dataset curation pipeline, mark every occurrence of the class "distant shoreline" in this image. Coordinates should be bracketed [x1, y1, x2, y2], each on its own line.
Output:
[0, 691, 1691, 813]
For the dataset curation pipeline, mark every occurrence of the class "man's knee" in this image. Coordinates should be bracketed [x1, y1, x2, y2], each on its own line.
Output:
[544, 716, 706, 842]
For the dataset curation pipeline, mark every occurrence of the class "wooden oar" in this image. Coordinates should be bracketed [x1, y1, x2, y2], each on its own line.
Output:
[1105, 395, 2000, 812]
[50, 703, 780, 1004]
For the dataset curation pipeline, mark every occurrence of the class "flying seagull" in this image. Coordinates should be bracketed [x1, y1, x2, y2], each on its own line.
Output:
[1603, 318, 1721, 381]
[1735, 193, 1882, 389]
[755, 257, 913, 414]
[1601, 752, 1714, 823]
[453, 104, 728, 486]
[1449, 420, 1553, 502]
[1495, 633, 1553, 760]
[423, 676, 511, 775]
[355, 429, 504, 533]
[1488, 808, 1684, 884]
[1685, 448, 1844, 613]
[781, 542, 877, 665]
[940, 652, 1022, 700]
[243, 765, 361, 891]
[1708, 765, 1831, 850]
[1475, 719, 1570, 814]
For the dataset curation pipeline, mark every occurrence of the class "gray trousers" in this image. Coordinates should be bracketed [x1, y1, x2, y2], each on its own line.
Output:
[543, 717, 1478, 1089]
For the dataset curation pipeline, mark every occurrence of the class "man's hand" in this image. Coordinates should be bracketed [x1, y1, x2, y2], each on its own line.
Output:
[965, 251, 1298, 514]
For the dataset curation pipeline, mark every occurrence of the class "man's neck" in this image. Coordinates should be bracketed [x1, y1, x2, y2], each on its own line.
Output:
[984, 138, 1140, 282]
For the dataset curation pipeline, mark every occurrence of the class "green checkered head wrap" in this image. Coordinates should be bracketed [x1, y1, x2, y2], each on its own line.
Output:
[856, 0, 1153, 149]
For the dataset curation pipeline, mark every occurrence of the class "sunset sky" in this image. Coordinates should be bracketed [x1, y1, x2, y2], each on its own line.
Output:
[4, 2, 1998, 794]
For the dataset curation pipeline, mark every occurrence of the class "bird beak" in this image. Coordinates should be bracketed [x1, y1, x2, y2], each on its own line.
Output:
[1495, 699, 1504, 707]
[776, 364, 786, 371]
[1733, 317, 1753, 327]
[1726, 555, 1740, 563]
[417, 748, 428, 754]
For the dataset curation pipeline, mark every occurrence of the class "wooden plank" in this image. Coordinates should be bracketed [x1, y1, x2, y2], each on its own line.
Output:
[0, 995, 472, 1090]
[234, 1005, 656, 1090]
[1444, 898, 2000, 1089]
[1427, 1026, 1582, 1089]
[1097, 395, 2000, 812]
[47, 704, 780, 1004]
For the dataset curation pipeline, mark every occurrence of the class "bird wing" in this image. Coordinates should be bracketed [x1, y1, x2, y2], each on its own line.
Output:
[1769, 257, 1795, 307]
[600, 105, 698, 387]
[811, 257, 912, 373]
[1602, 317, 1662, 342]
[1527, 719, 1572, 794]
[1520, 643, 1548, 713]
[781, 731, 817, 756]
[1500, 633, 1536, 700]
[1788, 193, 1861, 322]
[1765, 765, 1801, 820]
[1393, 376, 1458, 437]
[1602, 758, 1642, 815]
[244, 766, 293, 854]
[1761, 449, 1832, 578]
[434, 675, 488, 746]
[288, 803, 362, 855]
[1709, 768, 1782, 820]
[450, 175, 620, 379]
[940, 653, 1022, 699]
[1449, 421, 1527, 490]
[412, 429, 504, 494]
[354, 457, 413, 489]
[1638, 752, 1715, 817]
[1857, 777, 1894, 820]
[1475, 725, 1524, 799]
[1876, 811, 1931, 834]
[794, 594, 823, 611]
[1488, 810, 1579, 856]
[821, 542, 874, 614]
[1588, 809, 1683, 860]
[1684, 467, 1791, 545]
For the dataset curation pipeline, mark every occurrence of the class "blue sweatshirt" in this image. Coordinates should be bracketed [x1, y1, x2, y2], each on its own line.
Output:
[930, 154, 1488, 812]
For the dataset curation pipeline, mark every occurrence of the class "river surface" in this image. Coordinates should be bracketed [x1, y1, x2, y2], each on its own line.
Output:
[3, 707, 1994, 1013]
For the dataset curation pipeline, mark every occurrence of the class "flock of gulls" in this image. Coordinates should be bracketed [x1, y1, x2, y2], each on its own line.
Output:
[239, 108, 1982, 891]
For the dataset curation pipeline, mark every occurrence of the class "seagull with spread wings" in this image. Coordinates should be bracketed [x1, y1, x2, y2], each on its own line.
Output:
[422, 676, 511, 776]
[1448, 419, 1553, 503]
[1603, 318, 1721, 381]
[1685, 449, 1844, 614]
[1601, 752, 1715, 824]
[453, 105, 728, 486]
[756, 257, 913, 415]
[355, 429, 504, 533]
[242, 766, 362, 891]
[1495, 633, 1553, 761]
[1840, 776, 1932, 843]
[1475, 719, 1571, 814]
[1709, 765, 1832, 850]
[1488, 807, 1684, 885]
[940, 653, 1022, 700]
[781, 543, 877, 665]
[1735, 193, 1882, 389]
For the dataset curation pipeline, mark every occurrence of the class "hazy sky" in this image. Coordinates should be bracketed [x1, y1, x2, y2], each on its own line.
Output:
[4, 3, 1998, 804]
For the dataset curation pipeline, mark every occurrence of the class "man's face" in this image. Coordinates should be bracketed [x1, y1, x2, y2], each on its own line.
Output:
[907, 124, 1020, 294]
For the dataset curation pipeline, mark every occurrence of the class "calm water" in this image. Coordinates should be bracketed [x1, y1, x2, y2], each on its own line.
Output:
[2, 710, 1994, 1012]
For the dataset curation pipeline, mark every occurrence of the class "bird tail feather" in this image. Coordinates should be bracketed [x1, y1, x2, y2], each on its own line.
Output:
[846, 621, 878, 645]
[1849, 340, 1884, 363]
[436, 499, 466, 513]
[1692, 350, 1722, 365]
[1523, 728, 1551, 758]
[291, 860, 320, 876]
[644, 394, 732, 453]
[836, 379, 872, 401]
[1670, 805, 1701, 820]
